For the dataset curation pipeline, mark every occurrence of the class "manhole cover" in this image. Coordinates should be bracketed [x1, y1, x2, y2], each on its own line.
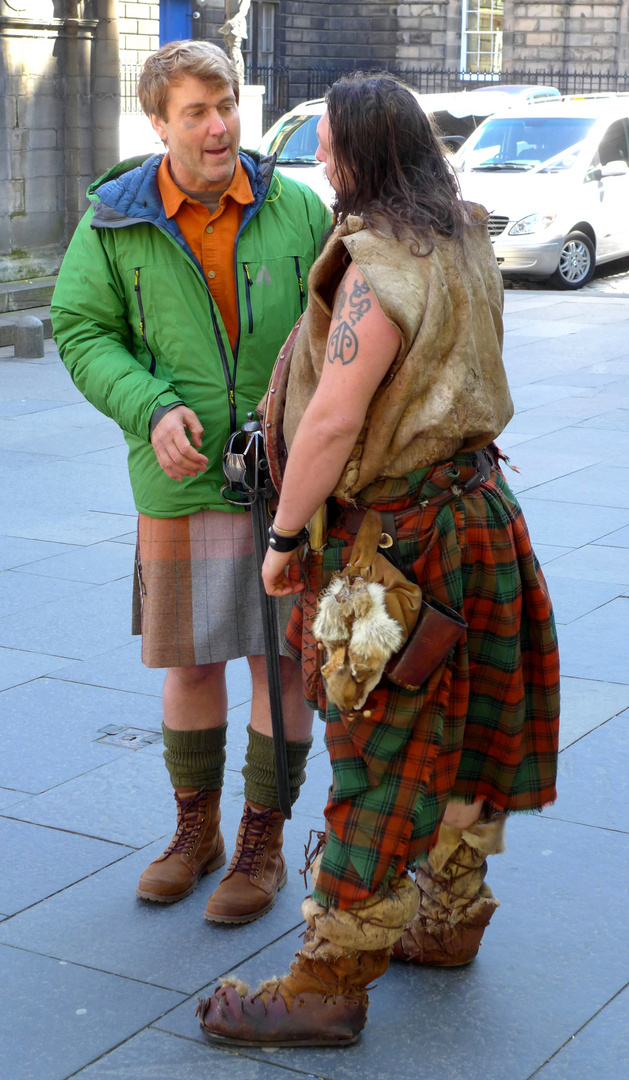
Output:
[96, 727, 161, 749]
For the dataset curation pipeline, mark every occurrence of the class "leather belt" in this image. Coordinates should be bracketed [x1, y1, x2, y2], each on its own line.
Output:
[333, 447, 496, 538]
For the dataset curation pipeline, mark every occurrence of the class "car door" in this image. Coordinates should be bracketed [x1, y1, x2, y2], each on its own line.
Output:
[586, 118, 629, 258]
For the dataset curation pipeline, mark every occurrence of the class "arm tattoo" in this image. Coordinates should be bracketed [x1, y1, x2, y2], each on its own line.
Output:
[348, 279, 371, 326]
[327, 321, 358, 365]
[328, 275, 372, 365]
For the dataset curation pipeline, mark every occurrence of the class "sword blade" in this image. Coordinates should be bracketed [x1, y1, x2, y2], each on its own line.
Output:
[249, 496, 292, 820]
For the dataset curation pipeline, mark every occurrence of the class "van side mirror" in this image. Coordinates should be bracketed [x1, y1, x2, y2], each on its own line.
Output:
[598, 159, 629, 178]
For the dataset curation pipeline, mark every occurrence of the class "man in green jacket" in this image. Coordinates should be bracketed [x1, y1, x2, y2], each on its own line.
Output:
[51, 40, 329, 924]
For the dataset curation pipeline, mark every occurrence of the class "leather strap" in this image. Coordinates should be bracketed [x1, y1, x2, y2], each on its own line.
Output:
[263, 316, 304, 494]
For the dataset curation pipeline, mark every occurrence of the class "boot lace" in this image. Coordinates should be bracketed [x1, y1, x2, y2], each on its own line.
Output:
[164, 789, 209, 857]
[299, 829, 326, 884]
[229, 805, 278, 876]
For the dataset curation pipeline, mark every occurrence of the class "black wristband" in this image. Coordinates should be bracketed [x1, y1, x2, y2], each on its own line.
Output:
[268, 524, 309, 552]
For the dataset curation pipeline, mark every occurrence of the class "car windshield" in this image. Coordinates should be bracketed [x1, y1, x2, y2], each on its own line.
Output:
[457, 116, 597, 172]
[262, 114, 320, 164]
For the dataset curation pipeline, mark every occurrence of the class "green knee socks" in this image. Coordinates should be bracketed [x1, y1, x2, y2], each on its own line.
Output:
[162, 722, 227, 790]
[243, 724, 313, 809]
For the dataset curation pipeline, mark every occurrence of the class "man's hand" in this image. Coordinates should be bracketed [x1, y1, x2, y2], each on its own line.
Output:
[261, 547, 305, 596]
[150, 405, 209, 481]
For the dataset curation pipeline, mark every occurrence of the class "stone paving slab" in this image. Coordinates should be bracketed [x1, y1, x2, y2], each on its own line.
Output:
[517, 496, 629, 549]
[155, 815, 629, 1080]
[0, 818, 132, 915]
[558, 598, 629, 683]
[0, 802, 319, 993]
[0, 568, 92, 616]
[0, 577, 135, 660]
[70, 1026, 300, 1079]
[0, 534, 78, 571]
[557, 676, 629, 750]
[545, 709, 629, 832]
[522, 463, 629, 508]
[0, 678, 162, 793]
[0, 644, 71, 692]
[12, 539, 135, 585]
[49, 648, 253, 706]
[5, 509, 138, 545]
[0, 945, 185, 1080]
[534, 985, 629, 1080]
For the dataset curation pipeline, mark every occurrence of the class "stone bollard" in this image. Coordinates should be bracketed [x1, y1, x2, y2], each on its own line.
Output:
[14, 315, 45, 359]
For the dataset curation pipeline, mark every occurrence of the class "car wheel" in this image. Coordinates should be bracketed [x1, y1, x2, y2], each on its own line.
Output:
[548, 231, 596, 289]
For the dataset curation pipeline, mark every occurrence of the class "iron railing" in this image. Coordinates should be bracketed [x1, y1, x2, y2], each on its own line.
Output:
[244, 64, 290, 129]
[306, 66, 629, 100]
[120, 62, 289, 130]
[121, 62, 629, 121]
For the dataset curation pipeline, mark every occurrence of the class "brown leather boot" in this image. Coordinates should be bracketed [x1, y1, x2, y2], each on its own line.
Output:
[204, 800, 286, 924]
[391, 815, 505, 966]
[137, 788, 225, 903]
[197, 942, 390, 1047]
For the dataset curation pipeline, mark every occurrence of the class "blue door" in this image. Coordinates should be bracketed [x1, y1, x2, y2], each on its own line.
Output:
[160, 0, 192, 45]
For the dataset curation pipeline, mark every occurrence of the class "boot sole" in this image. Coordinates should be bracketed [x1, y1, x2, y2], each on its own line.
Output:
[136, 851, 226, 904]
[200, 1024, 360, 1048]
[203, 869, 288, 925]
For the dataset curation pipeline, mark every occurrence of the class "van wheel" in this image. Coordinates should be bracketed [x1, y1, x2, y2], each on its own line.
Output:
[549, 232, 595, 289]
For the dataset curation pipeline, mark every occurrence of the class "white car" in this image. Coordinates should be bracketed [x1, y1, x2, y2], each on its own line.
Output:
[258, 89, 558, 206]
[453, 97, 629, 288]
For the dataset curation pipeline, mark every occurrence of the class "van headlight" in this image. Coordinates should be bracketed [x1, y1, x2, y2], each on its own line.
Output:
[509, 213, 556, 236]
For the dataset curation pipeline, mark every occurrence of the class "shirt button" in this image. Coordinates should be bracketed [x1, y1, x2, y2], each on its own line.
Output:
[206, 225, 214, 233]
[207, 270, 216, 279]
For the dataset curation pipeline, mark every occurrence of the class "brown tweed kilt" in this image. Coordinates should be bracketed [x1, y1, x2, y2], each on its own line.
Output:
[133, 509, 294, 668]
[285, 452, 560, 909]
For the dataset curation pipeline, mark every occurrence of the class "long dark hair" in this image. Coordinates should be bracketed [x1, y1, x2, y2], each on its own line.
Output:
[326, 73, 468, 252]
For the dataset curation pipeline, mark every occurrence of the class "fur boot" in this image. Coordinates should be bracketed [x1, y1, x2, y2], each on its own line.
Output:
[197, 864, 419, 1047]
[392, 813, 506, 967]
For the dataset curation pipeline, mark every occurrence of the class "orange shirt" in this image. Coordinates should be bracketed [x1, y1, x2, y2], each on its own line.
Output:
[157, 155, 254, 350]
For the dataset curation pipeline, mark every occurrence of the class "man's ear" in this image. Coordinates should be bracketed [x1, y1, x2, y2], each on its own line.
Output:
[150, 114, 167, 144]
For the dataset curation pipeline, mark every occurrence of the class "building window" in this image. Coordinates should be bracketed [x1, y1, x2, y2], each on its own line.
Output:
[461, 0, 503, 74]
[259, 2, 275, 63]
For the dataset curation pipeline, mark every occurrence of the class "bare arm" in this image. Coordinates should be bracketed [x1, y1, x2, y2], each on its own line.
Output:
[262, 265, 401, 595]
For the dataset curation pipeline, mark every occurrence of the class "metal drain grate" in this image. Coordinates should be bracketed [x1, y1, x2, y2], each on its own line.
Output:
[96, 726, 161, 749]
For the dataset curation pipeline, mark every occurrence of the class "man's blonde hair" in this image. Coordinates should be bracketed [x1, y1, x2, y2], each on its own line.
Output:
[138, 40, 239, 120]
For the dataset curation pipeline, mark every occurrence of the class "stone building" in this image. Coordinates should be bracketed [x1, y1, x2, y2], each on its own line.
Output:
[0, 0, 120, 282]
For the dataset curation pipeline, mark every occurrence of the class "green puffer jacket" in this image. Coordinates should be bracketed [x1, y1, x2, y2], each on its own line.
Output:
[51, 151, 330, 517]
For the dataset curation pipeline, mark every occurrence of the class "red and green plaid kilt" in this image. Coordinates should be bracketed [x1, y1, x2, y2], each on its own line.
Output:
[285, 451, 560, 909]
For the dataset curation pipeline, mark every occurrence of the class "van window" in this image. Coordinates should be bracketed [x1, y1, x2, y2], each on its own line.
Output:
[595, 119, 629, 166]
[265, 115, 320, 163]
[458, 115, 596, 171]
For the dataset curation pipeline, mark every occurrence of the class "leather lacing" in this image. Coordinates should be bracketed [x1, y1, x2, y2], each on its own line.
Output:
[228, 804, 280, 878]
[164, 789, 209, 857]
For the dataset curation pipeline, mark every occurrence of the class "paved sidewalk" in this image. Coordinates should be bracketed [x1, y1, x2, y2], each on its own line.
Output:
[1, 289, 628, 1080]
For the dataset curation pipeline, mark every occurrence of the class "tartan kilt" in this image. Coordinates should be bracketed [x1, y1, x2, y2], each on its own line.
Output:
[285, 452, 560, 909]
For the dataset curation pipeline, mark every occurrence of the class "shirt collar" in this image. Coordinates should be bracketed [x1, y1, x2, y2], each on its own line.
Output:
[158, 154, 254, 218]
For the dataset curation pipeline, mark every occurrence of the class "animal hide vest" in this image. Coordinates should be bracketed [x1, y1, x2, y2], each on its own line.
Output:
[282, 207, 514, 499]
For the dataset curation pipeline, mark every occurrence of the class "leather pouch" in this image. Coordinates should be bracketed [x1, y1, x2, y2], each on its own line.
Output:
[386, 597, 467, 691]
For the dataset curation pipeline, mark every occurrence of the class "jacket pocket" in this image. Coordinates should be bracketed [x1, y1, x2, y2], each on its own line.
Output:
[242, 263, 254, 334]
[294, 256, 306, 313]
[134, 267, 157, 375]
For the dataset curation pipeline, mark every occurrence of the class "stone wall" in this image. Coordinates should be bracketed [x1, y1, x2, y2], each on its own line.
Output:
[119, 0, 159, 64]
[0, 0, 119, 282]
[278, 0, 398, 104]
[502, 0, 628, 73]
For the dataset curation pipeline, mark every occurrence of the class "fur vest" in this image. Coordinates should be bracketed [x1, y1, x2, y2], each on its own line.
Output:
[282, 206, 514, 500]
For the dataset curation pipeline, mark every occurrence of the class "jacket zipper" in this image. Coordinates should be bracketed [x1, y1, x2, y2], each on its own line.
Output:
[294, 256, 305, 313]
[134, 268, 157, 376]
[243, 263, 254, 333]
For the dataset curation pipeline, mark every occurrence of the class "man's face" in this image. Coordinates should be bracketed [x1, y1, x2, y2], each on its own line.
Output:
[315, 111, 342, 194]
[150, 75, 241, 192]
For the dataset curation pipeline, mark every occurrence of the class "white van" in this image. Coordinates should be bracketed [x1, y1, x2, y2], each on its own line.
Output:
[258, 90, 554, 206]
[453, 97, 629, 288]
